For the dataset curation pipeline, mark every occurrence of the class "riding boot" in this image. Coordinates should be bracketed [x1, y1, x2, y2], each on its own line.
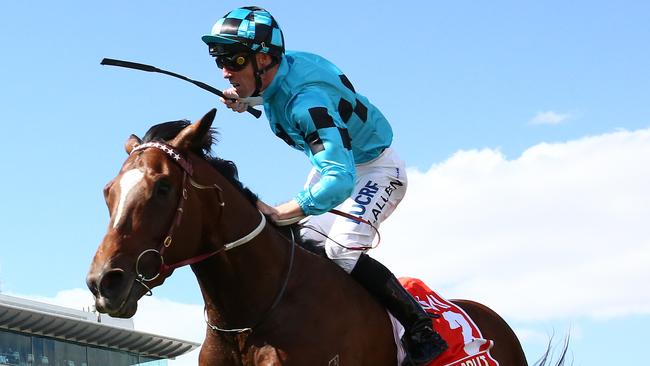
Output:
[351, 254, 448, 366]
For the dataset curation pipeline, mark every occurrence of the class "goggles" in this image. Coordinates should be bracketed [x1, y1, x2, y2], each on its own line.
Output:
[215, 53, 251, 71]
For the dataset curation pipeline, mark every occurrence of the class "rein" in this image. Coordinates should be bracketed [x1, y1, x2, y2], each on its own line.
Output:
[276, 209, 381, 250]
[329, 209, 381, 250]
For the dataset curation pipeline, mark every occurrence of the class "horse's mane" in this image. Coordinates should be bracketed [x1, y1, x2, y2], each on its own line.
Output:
[142, 120, 259, 207]
[142, 119, 325, 258]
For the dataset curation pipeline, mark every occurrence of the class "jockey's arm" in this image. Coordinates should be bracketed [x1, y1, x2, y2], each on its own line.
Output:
[289, 89, 356, 216]
[257, 199, 304, 222]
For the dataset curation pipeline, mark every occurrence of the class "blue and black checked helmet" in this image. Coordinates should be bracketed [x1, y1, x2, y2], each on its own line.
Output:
[202, 6, 285, 59]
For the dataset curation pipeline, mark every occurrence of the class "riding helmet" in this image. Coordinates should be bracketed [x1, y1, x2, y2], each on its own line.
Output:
[202, 6, 285, 58]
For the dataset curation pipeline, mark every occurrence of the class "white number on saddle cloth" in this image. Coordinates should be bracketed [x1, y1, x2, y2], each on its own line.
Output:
[418, 294, 486, 356]
[441, 310, 483, 356]
[398, 277, 500, 366]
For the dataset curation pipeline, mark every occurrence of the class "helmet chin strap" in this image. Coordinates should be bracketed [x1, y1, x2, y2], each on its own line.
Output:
[250, 55, 278, 97]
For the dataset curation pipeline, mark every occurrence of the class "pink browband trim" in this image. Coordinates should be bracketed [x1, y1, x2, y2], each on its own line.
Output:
[132, 142, 193, 175]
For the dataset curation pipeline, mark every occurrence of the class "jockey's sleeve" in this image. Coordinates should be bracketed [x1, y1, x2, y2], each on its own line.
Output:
[289, 90, 356, 216]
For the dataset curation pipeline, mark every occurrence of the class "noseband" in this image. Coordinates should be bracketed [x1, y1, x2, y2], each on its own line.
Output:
[129, 142, 267, 292]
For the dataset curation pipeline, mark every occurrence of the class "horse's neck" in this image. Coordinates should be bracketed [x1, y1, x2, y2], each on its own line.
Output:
[189, 162, 293, 327]
[192, 228, 291, 329]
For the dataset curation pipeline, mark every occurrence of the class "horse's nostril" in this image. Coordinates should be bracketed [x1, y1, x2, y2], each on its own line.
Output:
[98, 269, 126, 299]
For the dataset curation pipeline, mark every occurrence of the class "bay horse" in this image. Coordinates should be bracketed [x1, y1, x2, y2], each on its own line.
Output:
[86, 109, 554, 365]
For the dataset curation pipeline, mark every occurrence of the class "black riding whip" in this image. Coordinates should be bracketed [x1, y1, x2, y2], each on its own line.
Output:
[100, 58, 262, 118]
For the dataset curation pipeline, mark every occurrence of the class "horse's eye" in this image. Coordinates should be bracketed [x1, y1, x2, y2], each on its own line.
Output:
[154, 179, 172, 198]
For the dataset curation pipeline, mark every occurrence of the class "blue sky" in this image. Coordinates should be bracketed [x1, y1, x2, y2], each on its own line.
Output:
[1, 1, 649, 365]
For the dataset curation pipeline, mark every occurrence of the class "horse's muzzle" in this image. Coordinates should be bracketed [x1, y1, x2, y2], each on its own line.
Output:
[86, 268, 139, 317]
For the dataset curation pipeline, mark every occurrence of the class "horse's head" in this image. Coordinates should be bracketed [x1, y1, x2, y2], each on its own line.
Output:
[86, 109, 217, 318]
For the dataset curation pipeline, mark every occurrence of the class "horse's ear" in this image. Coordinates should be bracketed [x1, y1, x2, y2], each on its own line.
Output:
[125, 134, 142, 155]
[171, 108, 216, 151]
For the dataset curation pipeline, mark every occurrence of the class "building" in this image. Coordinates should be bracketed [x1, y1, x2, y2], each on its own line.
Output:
[0, 294, 200, 366]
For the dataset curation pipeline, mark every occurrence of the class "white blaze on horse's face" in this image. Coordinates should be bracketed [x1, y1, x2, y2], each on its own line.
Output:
[113, 168, 145, 229]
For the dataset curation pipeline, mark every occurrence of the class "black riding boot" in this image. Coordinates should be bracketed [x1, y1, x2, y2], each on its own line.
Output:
[351, 254, 448, 366]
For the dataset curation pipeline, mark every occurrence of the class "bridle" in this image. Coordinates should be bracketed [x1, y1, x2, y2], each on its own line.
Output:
[128, 141, 267, 293]
[123, 141, 294, 335]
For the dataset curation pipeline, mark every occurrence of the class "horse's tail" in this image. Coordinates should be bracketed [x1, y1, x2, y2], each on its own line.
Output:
[533, 332, 571, 366]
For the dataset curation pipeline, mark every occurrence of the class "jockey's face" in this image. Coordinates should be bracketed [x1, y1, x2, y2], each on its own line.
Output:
[222, 60, 255, 97]
[221, 53, 274, 97]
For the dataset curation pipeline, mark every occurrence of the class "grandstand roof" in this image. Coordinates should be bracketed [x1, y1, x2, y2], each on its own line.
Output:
[0, 294, 200, 359]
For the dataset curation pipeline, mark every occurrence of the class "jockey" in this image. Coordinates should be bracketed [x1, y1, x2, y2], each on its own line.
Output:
[202, 6, 447, 365]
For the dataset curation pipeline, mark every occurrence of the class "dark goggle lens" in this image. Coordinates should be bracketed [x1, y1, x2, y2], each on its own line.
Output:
[215, 53, 250, 71]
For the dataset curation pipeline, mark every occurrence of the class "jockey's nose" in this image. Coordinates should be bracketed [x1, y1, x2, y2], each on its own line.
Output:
[222, 68, 231, 78]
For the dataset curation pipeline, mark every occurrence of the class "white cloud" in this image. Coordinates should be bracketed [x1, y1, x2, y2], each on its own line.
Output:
[15, 288, 95, 309]
[529, 111, 571, 125]
[373, 128, 650, 322]
[514, 327, 553, 343]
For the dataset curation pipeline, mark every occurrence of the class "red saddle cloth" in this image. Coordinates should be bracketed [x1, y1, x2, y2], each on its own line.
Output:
[399, 277, 499, 366]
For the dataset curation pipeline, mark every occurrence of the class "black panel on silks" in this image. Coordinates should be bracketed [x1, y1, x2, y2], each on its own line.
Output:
[338, 128, 352, 150]
[308, 107, 336, 129]
[338, 98, 354, 123]
[339, 74, 356, 93]
[305, 131, 325, 155]
[354, 99, 368, 122]
[274, 124, 296, 147]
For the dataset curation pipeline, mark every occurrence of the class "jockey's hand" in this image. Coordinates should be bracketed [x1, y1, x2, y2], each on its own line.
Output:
[257, 200, 279, 220]
[257, 199, 305, 223]
[220, 88, 249, 113]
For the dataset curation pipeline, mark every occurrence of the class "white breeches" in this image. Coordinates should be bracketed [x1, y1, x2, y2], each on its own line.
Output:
[299, 148, 408, 273]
